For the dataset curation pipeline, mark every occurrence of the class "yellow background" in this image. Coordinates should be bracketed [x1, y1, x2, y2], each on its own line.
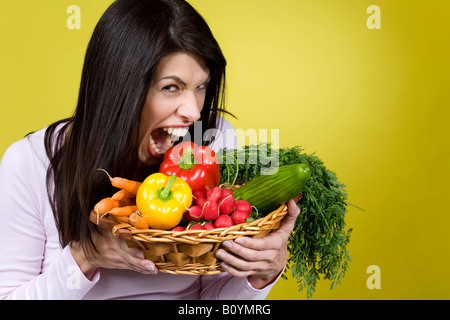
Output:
[1, 0, 449, 299]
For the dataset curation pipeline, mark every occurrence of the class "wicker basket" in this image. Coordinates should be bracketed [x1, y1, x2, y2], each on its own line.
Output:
[89, 203, 288, 275]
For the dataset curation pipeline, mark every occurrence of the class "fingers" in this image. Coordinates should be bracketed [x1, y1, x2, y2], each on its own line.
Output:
[217, 198, 301, 253]
[215, 198, 300, 279]
[99, 231, 158, 275]
[120, 247, 158, 275]
[216, 238, 285, 278]
[126, 258, 158, 275]
[221, 238, 278, 262]
[118, 244, 158, 275]
[129, 247, 145, 259]
[275, 199, 300, 241]
[216, 246, 268, 277]
[287, 198, 301, 216]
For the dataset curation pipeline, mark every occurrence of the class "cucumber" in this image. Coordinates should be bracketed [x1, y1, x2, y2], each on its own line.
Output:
[232, 164, 311, 214]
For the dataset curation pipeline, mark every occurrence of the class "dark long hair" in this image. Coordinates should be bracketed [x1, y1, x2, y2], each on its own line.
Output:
[44, 0, 227, 254]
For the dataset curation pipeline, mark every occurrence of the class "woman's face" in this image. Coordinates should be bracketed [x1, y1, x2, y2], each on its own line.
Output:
[138, 52, 210, 166]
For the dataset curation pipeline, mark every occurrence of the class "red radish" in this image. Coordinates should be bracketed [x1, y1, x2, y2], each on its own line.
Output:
[235, 200, 252, 213]
[183, 211, 194, 222]
[172, 226, 186, 231]
[187, 223, 206, 236]
[231, 210, 250, 225]
[204, 222, 215, 230]
[214, 214, 233, 228]
[189, 223, 206, 231]
[187, 205, 203, 221]
[207, 187, 223, 203]
[193, 190, 206, 208]
[221, 188, 233, 197]
[196, 196, 206, 209]
[218, 195, 235, 215]
[202, 200, 219, 221]
[207, 187, 222, 203]
[193, 190, 206, 199]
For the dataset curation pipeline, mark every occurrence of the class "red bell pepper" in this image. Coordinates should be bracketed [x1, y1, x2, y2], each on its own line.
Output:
[159, 141, 220, 193]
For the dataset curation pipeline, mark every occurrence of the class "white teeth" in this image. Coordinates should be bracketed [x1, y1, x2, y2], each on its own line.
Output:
[150, 127, 190, 156]
[162, 127, 189, 137]
[149, 135, 170, 155]
[162, 127, 173, 134]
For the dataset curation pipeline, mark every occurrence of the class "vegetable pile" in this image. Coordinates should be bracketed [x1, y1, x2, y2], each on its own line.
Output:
[92, 142, 353, 299]
[179, 187, 256, 230]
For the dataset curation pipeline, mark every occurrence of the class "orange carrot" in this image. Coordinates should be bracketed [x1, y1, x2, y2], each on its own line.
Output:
[129, 212, 149, 229]
[112, 177, 141, 194]
[94, 197, 119, 215]
[113, 216, 130, 224]
[109, 205, 138, 216]
[111, 189, 136, 201]
[94, 197, 135, 215]
[97, 169, 142, 194]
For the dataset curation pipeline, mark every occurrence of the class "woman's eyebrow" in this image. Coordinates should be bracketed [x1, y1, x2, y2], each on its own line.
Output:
[159, 75, 210, 87]
[159, 75, 187, 86]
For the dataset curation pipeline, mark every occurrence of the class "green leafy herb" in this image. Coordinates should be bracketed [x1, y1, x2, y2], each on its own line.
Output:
[217, 144, 353, 299]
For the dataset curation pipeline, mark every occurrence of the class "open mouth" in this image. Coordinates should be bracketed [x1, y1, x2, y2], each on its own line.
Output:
[148, 126, 190, 157]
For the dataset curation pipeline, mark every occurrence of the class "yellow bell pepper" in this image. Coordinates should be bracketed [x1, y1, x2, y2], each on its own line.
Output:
[136, 173, 192, 230]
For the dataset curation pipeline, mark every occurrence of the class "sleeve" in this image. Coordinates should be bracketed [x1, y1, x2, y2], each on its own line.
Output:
[199, 271, 284, 300]
[0, 139, 99, 300]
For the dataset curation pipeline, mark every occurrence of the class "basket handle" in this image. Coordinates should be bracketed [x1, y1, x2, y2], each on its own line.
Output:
[89, 210, 133, 240]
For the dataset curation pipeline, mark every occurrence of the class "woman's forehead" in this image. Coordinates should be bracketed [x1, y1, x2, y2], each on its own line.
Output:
[154, 52, 210, 84]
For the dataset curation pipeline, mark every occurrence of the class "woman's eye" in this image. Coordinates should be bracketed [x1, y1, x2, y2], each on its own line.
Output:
[197, 83, 209, 90]
[162, 85, 179, 92]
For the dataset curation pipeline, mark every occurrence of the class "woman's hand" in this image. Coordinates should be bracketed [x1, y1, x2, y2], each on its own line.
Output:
[70, 228, 157, 280]
[216, 199, 300, 289]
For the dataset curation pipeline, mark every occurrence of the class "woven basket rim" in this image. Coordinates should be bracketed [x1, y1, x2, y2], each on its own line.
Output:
[90, 203, 288, 245]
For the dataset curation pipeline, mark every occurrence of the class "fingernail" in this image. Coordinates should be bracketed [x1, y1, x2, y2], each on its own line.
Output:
[222, 241, 232, 249]
[216, 250, 226, 259]
[145, 263, 155, 273]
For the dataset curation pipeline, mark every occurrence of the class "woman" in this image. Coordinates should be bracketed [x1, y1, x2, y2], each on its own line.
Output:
[0, 0, 300, 299]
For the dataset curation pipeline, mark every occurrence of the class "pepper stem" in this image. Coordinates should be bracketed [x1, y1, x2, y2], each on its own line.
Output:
[178, 146, 195, 170]
[157, 175, 177, 202]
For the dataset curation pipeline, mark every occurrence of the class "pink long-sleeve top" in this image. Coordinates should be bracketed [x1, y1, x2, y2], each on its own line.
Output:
[0, 119, 280, 300]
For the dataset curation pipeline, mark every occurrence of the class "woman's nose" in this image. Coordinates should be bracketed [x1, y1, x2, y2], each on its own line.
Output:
[176, 90, 203, 122]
